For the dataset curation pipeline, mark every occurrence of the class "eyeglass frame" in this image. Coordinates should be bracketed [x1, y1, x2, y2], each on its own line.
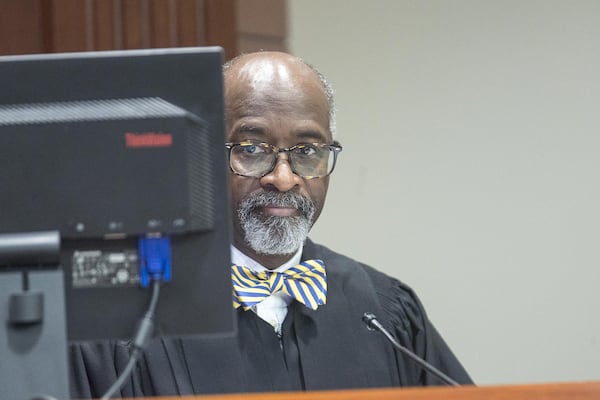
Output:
[225, 140, 343, 179]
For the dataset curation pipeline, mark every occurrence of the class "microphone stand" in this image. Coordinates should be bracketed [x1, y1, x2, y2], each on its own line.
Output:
[362, 312, 460, 387]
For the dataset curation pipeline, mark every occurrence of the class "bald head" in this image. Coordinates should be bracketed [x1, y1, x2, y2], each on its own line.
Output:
[223, 52, 336, 137]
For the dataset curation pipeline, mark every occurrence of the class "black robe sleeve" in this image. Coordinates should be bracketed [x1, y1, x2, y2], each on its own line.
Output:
[363, 263, 473, 385]
[69, 340, 158, 398]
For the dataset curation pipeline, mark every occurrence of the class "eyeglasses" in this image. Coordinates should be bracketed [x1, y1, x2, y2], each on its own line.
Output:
[225, 141, 343, 179]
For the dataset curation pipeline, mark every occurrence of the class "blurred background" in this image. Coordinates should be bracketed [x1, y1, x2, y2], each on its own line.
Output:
[2, 0, 599, 386]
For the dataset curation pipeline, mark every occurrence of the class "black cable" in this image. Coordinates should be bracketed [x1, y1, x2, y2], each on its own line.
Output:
[101, 280, 161, 399]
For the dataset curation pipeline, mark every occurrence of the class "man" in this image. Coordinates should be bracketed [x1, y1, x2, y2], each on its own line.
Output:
[70, 52, 471, 398]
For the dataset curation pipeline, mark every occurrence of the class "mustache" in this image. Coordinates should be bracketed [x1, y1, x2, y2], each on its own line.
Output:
[240, 191, 315, 218]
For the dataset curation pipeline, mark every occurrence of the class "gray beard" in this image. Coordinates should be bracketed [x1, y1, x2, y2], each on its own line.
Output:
[238, 191, 315, 255]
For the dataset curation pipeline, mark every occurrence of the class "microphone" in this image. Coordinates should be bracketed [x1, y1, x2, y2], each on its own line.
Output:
[362, 312, 460, 387]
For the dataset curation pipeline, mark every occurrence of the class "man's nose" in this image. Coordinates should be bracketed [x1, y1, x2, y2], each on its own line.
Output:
[259, 153, 302, 191]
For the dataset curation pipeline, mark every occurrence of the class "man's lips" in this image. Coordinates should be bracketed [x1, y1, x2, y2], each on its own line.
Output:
[261, 205, 299, 217]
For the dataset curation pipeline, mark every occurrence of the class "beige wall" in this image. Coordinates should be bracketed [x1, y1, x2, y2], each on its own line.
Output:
[288, 0, 600, 385]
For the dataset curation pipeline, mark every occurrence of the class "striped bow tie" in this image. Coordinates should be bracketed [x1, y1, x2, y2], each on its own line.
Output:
[231, 259, 327, 311]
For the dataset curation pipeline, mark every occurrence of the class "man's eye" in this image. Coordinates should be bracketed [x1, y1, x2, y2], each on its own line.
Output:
[241, 144, 265, 155]
[295, 145, 318, 156]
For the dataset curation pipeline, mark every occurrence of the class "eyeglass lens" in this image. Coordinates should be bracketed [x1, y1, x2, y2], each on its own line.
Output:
[229, 143, 338, 178]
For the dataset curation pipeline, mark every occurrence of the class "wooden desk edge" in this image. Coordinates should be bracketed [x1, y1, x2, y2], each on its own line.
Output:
[115, 380, 600, 400]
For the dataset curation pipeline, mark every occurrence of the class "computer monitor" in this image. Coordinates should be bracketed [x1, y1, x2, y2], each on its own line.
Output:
[0, 47, 235, 399]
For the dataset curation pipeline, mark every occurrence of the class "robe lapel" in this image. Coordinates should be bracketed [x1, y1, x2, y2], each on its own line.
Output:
[294, 241, 399, 390]
[179, 309, 294, 394]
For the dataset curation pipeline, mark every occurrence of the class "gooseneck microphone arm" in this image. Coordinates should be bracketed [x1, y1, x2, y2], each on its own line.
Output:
[362, 312, 460, 387]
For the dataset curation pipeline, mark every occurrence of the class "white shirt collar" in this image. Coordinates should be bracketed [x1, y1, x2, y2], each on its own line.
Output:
[230, 245, 303, 273]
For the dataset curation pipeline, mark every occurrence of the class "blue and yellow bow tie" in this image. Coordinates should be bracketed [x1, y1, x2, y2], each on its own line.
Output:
[231, 259, 327, 311]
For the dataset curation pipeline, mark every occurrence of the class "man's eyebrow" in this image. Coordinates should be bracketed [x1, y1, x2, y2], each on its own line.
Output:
[296, 130, 329, 142]
[233, 124, 266, 136]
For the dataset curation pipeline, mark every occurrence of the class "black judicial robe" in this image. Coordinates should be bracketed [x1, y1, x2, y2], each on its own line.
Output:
[69, 240, 472, 398]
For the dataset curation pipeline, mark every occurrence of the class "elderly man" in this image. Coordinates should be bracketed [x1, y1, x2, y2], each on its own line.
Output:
[70, 51, 471, 398]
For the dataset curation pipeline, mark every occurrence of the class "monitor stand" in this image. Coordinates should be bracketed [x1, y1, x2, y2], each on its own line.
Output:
[0, 232, 69, 400]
